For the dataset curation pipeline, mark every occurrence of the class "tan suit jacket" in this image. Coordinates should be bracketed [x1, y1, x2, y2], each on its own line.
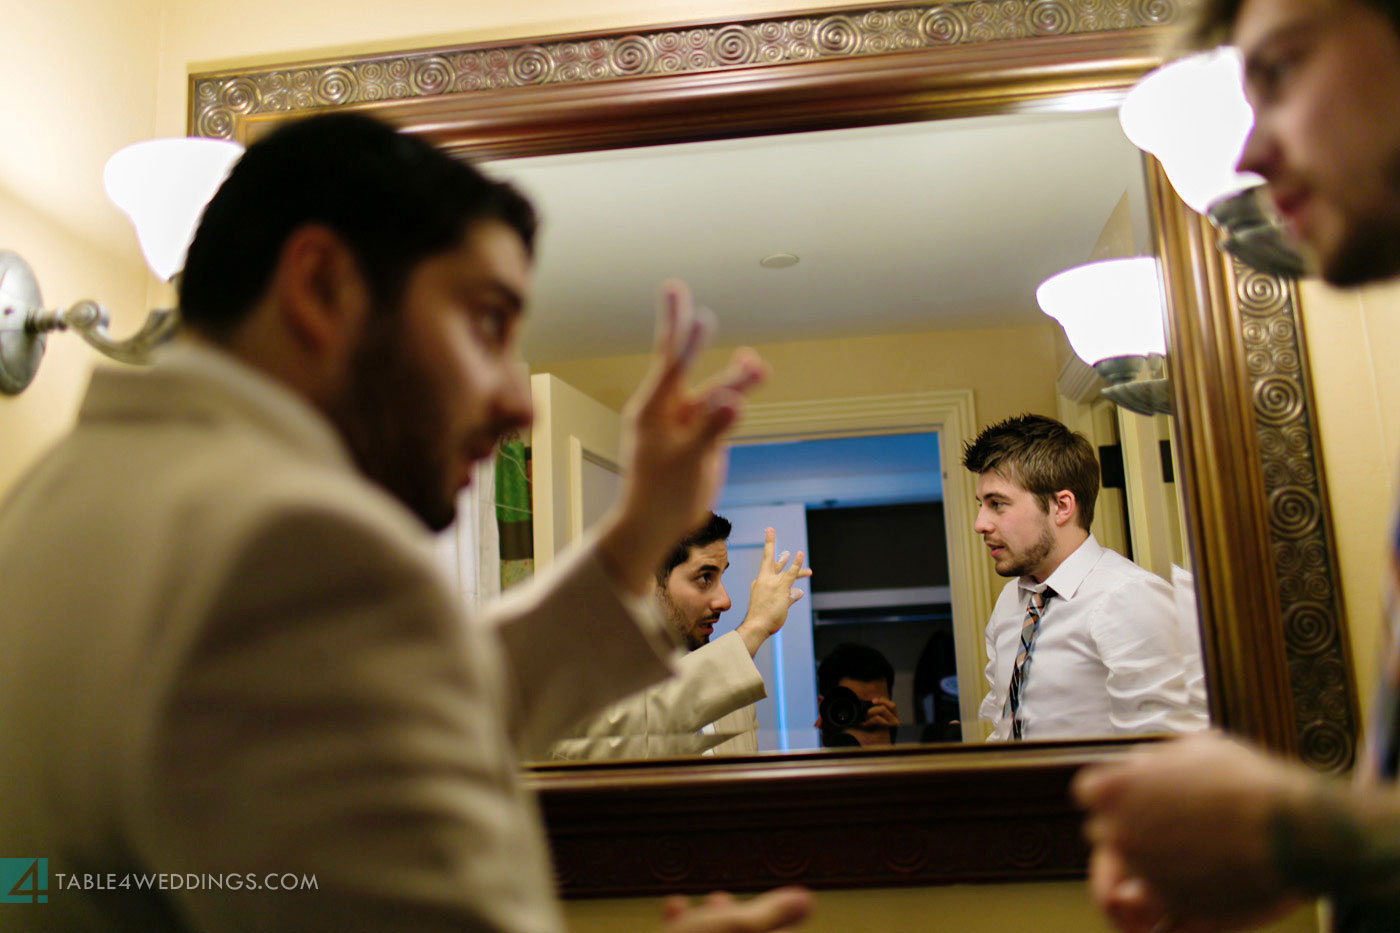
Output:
[548, 630, 764, 760]
[0, 343, 676, 932]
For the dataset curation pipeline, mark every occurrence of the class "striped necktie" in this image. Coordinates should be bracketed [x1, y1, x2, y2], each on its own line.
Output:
[1005, 589, 1051, 740]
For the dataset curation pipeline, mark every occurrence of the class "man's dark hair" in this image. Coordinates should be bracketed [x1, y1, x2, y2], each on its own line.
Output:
[1190, 0, 1400, 47]
[818, 642, 895, 696]
[656, 512, 732, 586]
[179, 112, 537, 337]
[961, 413, 1099, 530]
[1189, 0, 1247, 47]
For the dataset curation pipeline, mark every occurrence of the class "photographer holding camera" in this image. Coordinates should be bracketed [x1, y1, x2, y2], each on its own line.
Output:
[815, 643, 900, 747]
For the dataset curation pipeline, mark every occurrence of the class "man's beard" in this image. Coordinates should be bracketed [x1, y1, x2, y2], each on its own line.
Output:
[1321, 152, 1400, 286]
[996, 522, 1056, 579]
[1323, 217, 1400, 286]
[658, 588, 714, 652]
[324, 310, 458, 533]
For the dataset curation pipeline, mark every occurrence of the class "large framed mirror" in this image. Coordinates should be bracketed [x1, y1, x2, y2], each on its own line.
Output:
[191, 0, 1359, 895]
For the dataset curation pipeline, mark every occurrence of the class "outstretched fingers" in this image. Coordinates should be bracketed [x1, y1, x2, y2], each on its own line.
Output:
[1072, 759, 1131, 815]
[648, 280, 714, 394]
[652, 278, 691, 358]
[694, 346, 766, 412]
[779, 549, 812, 583]
[634, 280, 713, 427]
[663, 895, 691, 923]
[736, 887, 813, 932]
[661, 886, 813, 933]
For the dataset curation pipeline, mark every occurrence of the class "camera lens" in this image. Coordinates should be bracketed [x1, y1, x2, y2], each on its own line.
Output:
[819, 685, 871, 730]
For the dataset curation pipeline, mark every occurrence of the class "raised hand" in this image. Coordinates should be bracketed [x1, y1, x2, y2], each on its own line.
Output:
[597, 280, 766, 596]
[859, 698, 899, 731]
[736, 527, 813, 657]
[661, 887, 812, 933]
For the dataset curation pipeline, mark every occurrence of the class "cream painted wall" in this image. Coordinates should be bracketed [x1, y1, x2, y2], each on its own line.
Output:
[0, 0, 162, 494]
[538, 322, 1059, 416]
[1297, 278, 1400, 719]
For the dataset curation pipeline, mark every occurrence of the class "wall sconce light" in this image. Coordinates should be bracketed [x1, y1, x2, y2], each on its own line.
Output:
[1036, 257, 1172, 417]
[0, 137, 243, 395]
[1119, 48, 1306, 278]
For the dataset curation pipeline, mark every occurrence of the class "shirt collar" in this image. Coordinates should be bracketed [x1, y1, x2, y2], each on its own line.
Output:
[1017, 533, 1102, 602]
[81, 337, 354, 472]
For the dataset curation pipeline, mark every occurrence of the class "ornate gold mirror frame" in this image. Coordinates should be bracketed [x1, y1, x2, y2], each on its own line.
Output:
[191, 0, 1358, 895]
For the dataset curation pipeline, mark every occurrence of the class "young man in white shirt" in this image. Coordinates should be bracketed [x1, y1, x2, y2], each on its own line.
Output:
[964, 414, 1207, 740]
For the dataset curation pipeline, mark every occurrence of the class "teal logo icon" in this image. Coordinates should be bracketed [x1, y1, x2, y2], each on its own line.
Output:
[1, 859, 47, 904]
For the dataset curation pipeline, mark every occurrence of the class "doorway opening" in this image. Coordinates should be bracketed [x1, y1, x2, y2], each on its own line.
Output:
[715, 430, 956, 750]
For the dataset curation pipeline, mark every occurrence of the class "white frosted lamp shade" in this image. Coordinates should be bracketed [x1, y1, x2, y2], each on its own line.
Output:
[1119, 48, 1261, 215]
[1036, 257, 1167, 364]
[104, 138, 244, 281]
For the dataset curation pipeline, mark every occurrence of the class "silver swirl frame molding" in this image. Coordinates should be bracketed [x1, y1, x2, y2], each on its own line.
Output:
[1233, 258, 1357, 772]
[189, 0, 1178, 137]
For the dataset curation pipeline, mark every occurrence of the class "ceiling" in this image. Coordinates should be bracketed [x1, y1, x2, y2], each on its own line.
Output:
[482, 107, 1151, 364]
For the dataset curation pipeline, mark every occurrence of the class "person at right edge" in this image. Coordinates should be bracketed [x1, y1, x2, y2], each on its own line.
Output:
[1073, 0, 1400, 929]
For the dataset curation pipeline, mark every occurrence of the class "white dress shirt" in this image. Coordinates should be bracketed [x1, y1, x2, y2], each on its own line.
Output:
[979, 534, 1209, 740]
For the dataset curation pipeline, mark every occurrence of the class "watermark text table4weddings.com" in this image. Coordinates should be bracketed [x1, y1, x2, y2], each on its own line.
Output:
[2, 858, 318, 904]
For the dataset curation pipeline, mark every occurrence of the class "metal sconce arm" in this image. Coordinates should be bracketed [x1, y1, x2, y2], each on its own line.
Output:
[0, 250, 180, 395]
[27, 301, 179, 366]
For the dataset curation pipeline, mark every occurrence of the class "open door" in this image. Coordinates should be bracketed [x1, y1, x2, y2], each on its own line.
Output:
[529, 373, 623, 571]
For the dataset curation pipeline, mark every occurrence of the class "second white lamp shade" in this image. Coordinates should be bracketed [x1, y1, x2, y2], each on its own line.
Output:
[103, 138, 245, 282]
[1036, 257, 1168, 365]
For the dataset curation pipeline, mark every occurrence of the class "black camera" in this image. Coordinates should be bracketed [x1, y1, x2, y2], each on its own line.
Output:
[819, 685, 872, 731]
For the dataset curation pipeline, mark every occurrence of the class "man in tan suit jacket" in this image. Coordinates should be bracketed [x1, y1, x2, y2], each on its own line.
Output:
[551, 515, 811, 760]
[0, 114, 809, 932]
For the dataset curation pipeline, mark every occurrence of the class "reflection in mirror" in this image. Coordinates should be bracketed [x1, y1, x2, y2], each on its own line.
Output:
[722, 433, 943, 751]
[484, 108, 1211, 762]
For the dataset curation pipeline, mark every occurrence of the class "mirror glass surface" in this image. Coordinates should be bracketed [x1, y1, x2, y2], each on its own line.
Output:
[483, 109, 1208, 761]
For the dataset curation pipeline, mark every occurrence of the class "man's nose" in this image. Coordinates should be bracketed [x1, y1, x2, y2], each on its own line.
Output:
[1235, 120, 1274, 180]
[714, 583, 732, 613]
[496, 358, 534, 432]
[973, 509, 993, 535]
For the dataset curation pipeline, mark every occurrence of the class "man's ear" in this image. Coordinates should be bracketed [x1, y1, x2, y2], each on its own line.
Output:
[1050, 489, 1078, 527]
[269, 224, 368, 356]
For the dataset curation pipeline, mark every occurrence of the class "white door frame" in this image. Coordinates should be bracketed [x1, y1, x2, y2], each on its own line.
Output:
[728, 390, 991, 738]
[529, 373, 623, 571]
